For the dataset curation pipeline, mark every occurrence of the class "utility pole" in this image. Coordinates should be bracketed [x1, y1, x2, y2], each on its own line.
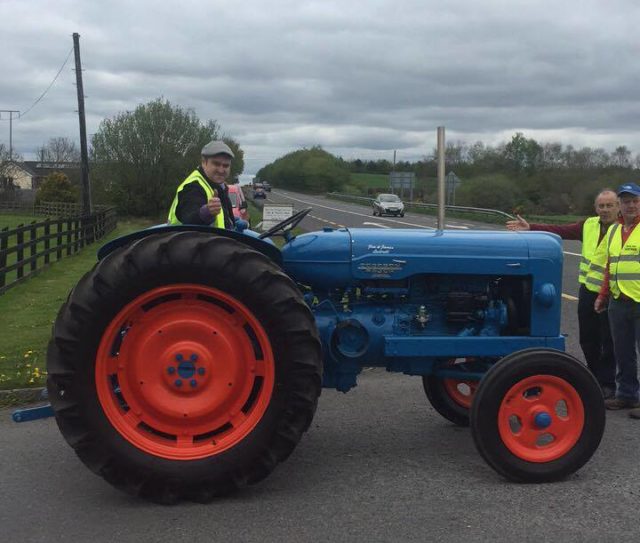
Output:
[73, 32, 92, 215]
[0, 110, 20, 160]
[437, 127, 446, 230]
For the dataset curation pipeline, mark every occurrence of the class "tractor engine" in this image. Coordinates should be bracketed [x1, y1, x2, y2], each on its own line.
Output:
[281, 227, 563, 391]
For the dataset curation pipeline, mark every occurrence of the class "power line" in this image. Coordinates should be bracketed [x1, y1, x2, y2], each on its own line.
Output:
[5, 46, 74, 120]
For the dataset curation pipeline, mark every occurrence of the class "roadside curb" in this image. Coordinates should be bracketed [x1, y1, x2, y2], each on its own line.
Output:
[0, 386, 47, 406]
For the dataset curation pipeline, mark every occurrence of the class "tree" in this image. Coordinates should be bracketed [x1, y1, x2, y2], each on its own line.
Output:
[611, 146, 631, 168]
[455, 175, 523, 212]
[35, 171, 79, 204]
[35, 137, 81, 164]
[503, 132, 543, 174]
[91, 98, 243, 216]
[0, 143, 11, 178]
[257, 147, 349, 193]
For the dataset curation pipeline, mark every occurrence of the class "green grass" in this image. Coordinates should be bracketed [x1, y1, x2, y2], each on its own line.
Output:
[347, 173, 390, 193]
[526, 214, 584, 225]
[0, 214, 40, 230]
[0, 217, 153, 390]
[0, 215, 83, 287]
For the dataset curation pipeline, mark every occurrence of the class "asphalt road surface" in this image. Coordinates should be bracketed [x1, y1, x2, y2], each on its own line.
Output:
[1, 193, 637, 543]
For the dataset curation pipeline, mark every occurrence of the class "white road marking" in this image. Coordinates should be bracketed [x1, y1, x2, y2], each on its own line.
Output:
[272, 191, 471, 230]
[362, 222, 391, 228]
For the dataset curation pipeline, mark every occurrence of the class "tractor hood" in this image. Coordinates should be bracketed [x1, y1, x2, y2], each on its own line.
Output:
[281, 228, 562, 290]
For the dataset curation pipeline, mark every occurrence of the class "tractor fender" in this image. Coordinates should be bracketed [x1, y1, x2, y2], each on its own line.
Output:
[97, 224, 283, 266]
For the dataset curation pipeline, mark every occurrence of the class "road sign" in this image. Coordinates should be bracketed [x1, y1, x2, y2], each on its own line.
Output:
[261, 204, 294, 230]
[446, 172, 462, 205]
[389, 172, 415, 200]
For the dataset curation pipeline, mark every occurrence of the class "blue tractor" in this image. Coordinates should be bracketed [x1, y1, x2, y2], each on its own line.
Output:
[42, 209, 605, 503]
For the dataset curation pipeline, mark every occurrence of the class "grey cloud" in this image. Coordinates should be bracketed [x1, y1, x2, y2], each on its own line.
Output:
[3, 0, 640, 172]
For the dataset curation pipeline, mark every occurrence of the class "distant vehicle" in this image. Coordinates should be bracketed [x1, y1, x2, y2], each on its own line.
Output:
[253, 183, 267, 199]
[227, 184, 250, 225]
[373, 193, 405, 217]
[262, 181, 272, 192]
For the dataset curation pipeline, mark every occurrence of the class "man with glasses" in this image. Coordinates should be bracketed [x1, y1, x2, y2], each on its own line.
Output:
[168, 140, 236, 228]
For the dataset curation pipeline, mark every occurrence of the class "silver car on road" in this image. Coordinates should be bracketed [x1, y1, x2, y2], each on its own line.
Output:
[372, 193, 405, 217]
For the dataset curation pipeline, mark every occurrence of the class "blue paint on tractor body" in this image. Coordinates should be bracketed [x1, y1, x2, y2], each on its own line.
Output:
[281, 228, 564, 392]
[14, 224, 566, 422]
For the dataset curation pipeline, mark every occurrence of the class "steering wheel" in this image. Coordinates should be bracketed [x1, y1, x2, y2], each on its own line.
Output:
[258, 208, 313, 239]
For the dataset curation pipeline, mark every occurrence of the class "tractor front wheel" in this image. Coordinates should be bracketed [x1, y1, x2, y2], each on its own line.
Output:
[470, 349, 605, 483]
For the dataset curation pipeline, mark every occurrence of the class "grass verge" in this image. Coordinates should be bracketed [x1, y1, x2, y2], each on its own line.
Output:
[0, 217, 153, 390]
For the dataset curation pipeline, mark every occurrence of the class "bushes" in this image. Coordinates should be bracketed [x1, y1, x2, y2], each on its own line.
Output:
[35, 172, 78, 204]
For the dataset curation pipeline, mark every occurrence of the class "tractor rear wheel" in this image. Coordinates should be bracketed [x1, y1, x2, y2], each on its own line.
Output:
[470, 349, 605, 483]
[47, 232, 322, 503]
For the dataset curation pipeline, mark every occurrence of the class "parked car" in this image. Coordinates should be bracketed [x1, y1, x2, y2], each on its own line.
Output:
[373, 193, 405, 217]
[227, 184, 250, 225]
[253, 183, 267, 199]
[262, 181, 272, 192]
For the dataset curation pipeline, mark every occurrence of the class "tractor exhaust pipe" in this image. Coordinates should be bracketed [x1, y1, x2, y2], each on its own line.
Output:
[437, 126, 445, 230]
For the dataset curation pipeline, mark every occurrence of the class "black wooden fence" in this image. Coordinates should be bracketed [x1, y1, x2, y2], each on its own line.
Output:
[0, 206, 117, 295]
[0, 201, 91, 217]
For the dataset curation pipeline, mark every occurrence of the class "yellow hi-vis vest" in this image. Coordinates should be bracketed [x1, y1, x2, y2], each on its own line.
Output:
[167, 169, 225, 228]
[581, 217, 607, 293]
[607, 222, 640, 301]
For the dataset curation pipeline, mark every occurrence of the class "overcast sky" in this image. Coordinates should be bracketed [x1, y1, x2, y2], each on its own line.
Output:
[1, 0, 639, 174]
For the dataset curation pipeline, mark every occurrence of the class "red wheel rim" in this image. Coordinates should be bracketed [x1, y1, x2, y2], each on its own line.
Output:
[443, 358, 477, 409]
[498, 375, 584, 463]
[95, 284, 275, 461]
[443, 379, 477, 409]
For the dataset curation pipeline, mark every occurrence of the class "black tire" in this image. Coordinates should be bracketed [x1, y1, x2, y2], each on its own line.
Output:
[423, 359, 478, 426]
[400, 213, 405, 217]
[470, 349, 605, 483]
[47, 232, 322, 503]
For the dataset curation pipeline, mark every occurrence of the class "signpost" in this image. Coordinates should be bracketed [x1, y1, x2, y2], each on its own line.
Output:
[261, 204, 294, 231]
[445, 172, 462, 205]
[389, 172, 415, 201]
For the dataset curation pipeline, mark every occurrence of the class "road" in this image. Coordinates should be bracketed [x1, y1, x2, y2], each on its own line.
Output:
[1, 192, 636, 543]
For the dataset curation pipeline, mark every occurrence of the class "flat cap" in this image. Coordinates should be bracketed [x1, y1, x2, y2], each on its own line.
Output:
[201, 140, 234, 158]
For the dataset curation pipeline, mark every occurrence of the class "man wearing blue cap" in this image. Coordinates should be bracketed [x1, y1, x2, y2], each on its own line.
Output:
[595, 182, 640, 416]
[507, 189, 618, 398]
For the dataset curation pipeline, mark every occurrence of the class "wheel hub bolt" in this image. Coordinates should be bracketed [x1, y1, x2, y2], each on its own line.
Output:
[190, 379, 197, 388]
[198, 367, 205, 376]
[176, 353, 184, 362]
[174, 379, 183, 387]
[190, 354, 198, 362]
[167, 367, 176, 375]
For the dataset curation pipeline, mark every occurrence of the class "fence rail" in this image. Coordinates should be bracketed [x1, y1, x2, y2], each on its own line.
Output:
[0, 200, 113, 217]
[326, 192, 515, 222]
[0, 206, 117, 295]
